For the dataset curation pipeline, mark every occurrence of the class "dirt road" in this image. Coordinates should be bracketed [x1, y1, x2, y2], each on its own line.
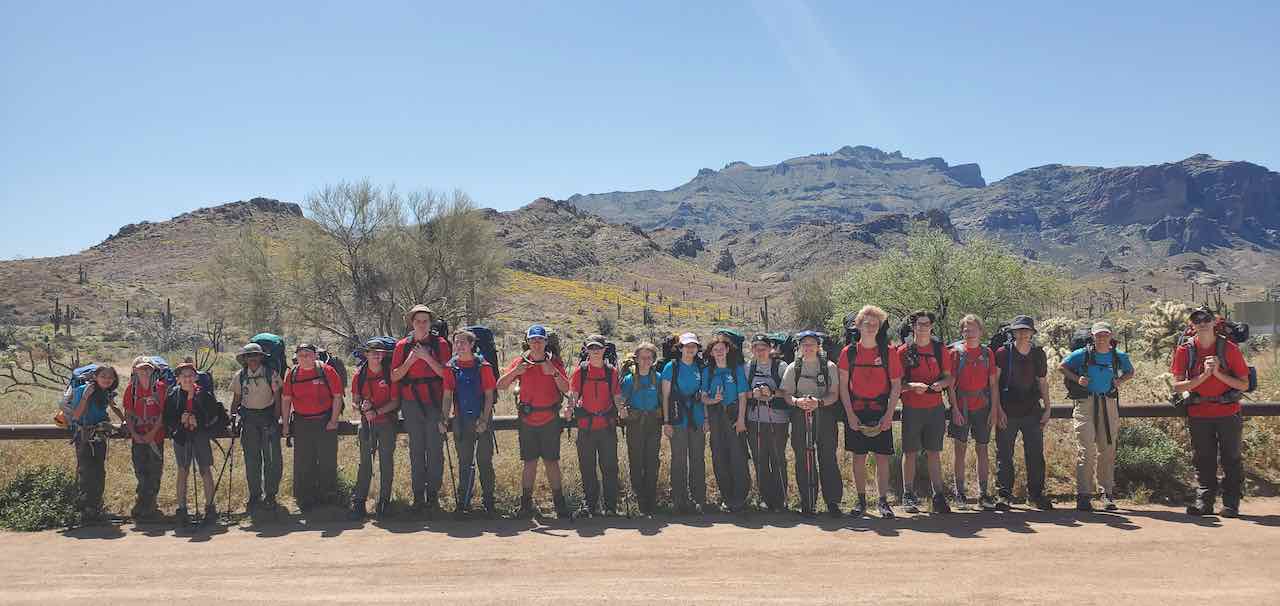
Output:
[2, 500, 1278, 605]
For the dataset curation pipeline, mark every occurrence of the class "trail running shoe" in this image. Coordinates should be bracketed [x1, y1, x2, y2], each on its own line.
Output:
[979, 493, 998, 511]
[1101, 493, 1118, 511]
[902, 492, 920, 514]
[849, 494, 867, 517]
[931, 492, 951, 514]
[877, 497, 895, 519]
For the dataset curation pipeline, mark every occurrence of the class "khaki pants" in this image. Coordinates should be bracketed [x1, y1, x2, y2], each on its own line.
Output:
[1072, 395, 1119, 496]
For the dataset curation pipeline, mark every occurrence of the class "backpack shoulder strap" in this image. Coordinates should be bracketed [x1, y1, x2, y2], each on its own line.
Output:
[770, 359, 783, 386]
[932, 340, 944, 374]
[792, 357, 803, 393]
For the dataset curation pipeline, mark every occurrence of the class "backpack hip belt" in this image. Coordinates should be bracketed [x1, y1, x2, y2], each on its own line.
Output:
[518, 400, 560, 417]
[400, 376, 442, 408]
[850, 395, 889, 412]
[955, 389, 990, 405]
[1186, 391, 1243, 406]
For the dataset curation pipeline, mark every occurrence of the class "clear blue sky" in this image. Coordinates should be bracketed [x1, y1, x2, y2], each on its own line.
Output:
[3, 0, 1277, 259]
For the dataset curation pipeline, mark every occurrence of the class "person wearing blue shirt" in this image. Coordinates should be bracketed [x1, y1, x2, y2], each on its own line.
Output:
[59, 364, 122, 522]
[1059, 322, 1134, 512]
[620, 342, 663, 517]
[701, 332, 750, 513]
[662, 332, 709, 515]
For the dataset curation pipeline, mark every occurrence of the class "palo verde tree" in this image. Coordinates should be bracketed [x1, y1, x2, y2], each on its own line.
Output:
[284, 180, 505, 348]
[828, 225, 1066, 341]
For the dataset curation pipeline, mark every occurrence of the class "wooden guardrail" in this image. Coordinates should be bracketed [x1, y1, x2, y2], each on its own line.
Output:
[3, 402, 1278, 440]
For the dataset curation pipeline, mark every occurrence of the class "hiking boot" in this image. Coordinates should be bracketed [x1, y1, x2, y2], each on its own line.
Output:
[848, 494, 867, 518]
[1032, 495, 1055, 511]
[1186, 498, 1214, 516]
[348, 501, 368, 521]
[877, 497, 895, 519]
[931, 492, 951, 515]
[175, 508, 190, 527]
[130, 500, 145, 519]
[1220, 505, 1239, 518]
[826, 502, 843, 519]
[994, 492, 1013, 511]
[517, 495, 537, 519]
[245, 494, 261, 514]
[80, 507, 107, 524]
[375, 499, 391, 520]
[202, 504, 218, 527]
[1076, 495, 1094, 512]
[902, 492, 920, 514]
[553, 493, 572, 520]
[979, 493, 998, 511]
[953, 490, 971, 511]
[1101, 493, 1118, 511]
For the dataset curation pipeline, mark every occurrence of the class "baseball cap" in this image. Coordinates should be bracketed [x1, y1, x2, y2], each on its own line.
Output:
[584, 335, 606, 349]
[678, 332, 700, 346]
[526, 325, 548, 340]
[1090, 322, 1113, 335]
[793, 330, 823, 343]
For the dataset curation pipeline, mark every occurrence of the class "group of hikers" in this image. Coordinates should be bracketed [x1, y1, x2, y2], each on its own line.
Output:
[58, 302, 1255, 527]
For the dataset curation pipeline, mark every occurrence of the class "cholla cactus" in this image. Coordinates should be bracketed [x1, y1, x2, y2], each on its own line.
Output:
[1139, 300, 1191, 361]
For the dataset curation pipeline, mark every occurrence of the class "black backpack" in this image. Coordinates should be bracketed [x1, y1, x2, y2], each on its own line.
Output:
[463, 325, 500, 367]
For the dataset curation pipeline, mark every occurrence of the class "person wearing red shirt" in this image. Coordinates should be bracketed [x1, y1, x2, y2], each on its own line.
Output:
[282, 343, 344, 512]
[1172, 306, 1252, 517]
[443, 330, 498, 518]
[391, 304, 453, 516]
[565, 335, 622, 518]
[897, 311, 953, 515]
[348, 338, 400, 520]
[498, 324, 571, 519]
[838, 305, 903, 518]
[122, 356, 166, 520]
[946, 314, 1001, 511]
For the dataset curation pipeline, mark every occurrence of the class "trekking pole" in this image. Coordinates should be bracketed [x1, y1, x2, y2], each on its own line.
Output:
[445, 429, 457, 507]
[804, 407, 816, 512]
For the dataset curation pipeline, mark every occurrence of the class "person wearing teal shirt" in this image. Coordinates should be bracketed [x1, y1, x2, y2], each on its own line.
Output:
[662, 333, 708, 515]
[1059, 322, 1135, 512]
[702, 333, 750, 513]
[620, 342, 663, 517]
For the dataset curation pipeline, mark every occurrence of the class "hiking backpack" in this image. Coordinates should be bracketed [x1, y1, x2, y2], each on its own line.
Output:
[249, 333, 288, 382]
[578, 341, 619, 368]
[1062, 330, 1120, 400]
[462, 325, 500, 367]
[748, 358, 788, 409]
[844, 316, 892, 412]
[1174, 319, 1257, 394]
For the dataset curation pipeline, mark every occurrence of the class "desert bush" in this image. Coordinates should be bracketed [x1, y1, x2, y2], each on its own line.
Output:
[792, 275, 833, 331]
[0, 465, 80, 530]
[829, 226, 1065, 341]
[1139, 300, 1191, 361]
[595, 314, 615, 337]
[1115, 421, 1190, 500]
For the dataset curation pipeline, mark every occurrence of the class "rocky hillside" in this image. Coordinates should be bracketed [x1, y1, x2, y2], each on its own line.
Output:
[0, 198, 307, 328]
[567, 145, 983, 238]
[488, 197, 663, 278]
[565, 147, 1280, 293]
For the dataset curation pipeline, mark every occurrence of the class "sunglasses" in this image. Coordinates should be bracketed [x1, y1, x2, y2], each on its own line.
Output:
[1192, 316, 1214, 325]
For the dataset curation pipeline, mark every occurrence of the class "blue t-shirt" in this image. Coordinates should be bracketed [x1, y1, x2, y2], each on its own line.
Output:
[1062, 348, 1133, 395]
[621, 370, 661, 412]
[660, 359, 705, 428]
[701, 364, 749, 407]
[63, 384, 109, 427]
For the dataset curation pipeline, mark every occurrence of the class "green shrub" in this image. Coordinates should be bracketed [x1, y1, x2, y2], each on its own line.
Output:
[0, 466, 80, 531]
[1115, 422, 1189, 500]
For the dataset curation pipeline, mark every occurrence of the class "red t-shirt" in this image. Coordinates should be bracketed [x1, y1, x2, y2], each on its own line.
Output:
[391, 334, 453, 406]
[1170, 337, 1249, 418]
[284, 364, 342, 417]
[507, 356, 568, 427]
[442, 357, 498, 417]
[838, 343, 903, 411]
[571, 363, 621, 430]
[949, 344, 997, 411]
[897, 341, 951, 409]
[123, 378, 166, 444]
[350, 367, 396, 425]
